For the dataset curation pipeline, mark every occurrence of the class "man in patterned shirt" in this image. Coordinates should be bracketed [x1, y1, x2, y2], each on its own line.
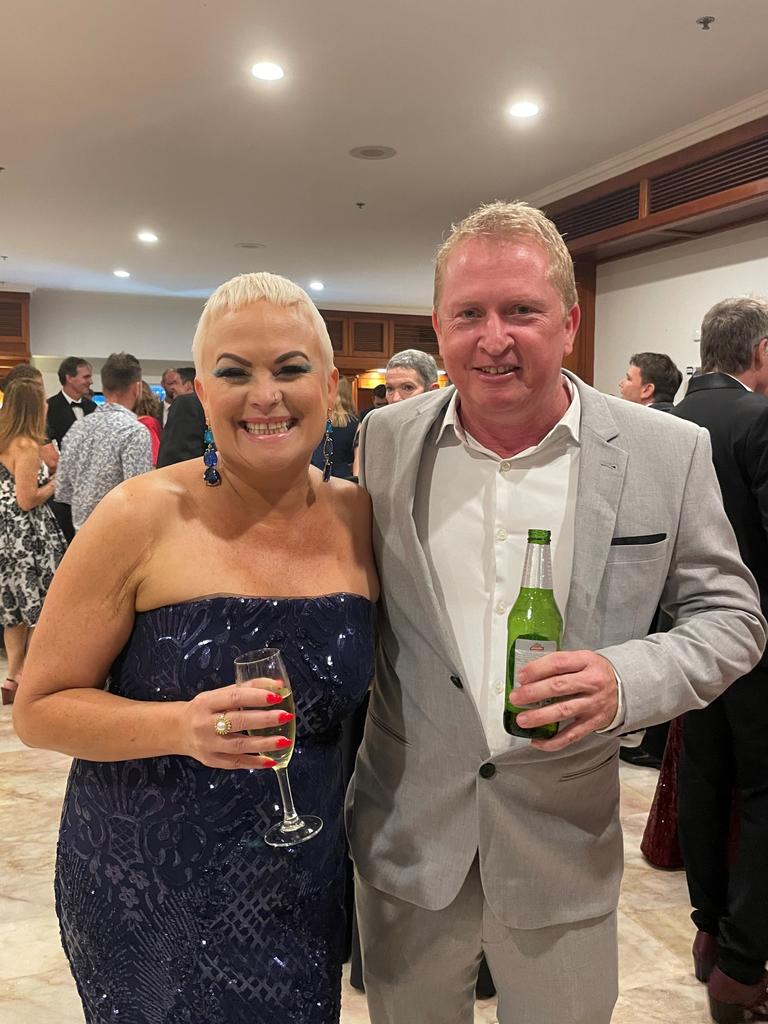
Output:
[56, 352, 152, 531]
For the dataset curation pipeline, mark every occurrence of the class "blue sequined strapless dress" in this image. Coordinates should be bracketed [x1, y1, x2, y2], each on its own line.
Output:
[55, 594, 375, 1024]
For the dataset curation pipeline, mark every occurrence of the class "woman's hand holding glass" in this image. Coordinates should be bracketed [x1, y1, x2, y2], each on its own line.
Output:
[178, 680, 295, 770]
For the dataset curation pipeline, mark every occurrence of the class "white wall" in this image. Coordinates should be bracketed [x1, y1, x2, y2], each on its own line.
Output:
[31, 289, 203, 362]
[594, 220, 768, 400]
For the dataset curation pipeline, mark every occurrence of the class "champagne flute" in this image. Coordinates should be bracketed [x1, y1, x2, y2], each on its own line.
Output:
[233, 647, 323, 847]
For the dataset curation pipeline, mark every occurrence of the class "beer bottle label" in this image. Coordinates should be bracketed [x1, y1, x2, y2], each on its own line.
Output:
[510, 638, 557, 697]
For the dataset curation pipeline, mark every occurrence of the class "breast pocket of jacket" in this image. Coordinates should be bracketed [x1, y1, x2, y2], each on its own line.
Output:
[597, 536, 670, 643]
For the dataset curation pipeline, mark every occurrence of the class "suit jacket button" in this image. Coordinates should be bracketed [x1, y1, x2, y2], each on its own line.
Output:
[450, 675, 463, 689]
[479, 763, 496, 779]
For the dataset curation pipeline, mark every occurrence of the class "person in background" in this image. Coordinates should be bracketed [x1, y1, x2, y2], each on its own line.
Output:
[352, 354, 441, 477]
[160, 367, 181, 425]
[617, 350, 683, 769]
[349, 200, 765, 1024]
[385, 348, 440, 404]
[311, 377, 359, 480]
[0, 379, 65, 704]
[156, 391, 206, 468]
[13, 271, 376, 1024]
[46, 356, 98, 542]
[0, 364, 59, 474]
[55, 352, 152, 531]
[46, 357, 97, 447]
[360, 383, 387, 420]
[670, 296, 768, 1022]
[135, 381, 164, 466]
[619, 352, 683, 412]
[176, 366, 196, 394]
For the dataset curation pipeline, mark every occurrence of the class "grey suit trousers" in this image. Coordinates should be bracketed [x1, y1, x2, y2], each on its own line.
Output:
[356, 861, 618, 1024]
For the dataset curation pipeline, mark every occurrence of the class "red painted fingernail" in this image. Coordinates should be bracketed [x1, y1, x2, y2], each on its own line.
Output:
[262, 758, 278, 767]
[266, 692, 284, 705]
[277, 712, 295, 724]
[274, 737, 293, 749]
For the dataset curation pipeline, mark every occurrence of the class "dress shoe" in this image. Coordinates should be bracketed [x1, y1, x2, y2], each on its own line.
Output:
[618, 745, 662, 769]
[708, 966, 768, 1023]
[694, 931, 719, 982]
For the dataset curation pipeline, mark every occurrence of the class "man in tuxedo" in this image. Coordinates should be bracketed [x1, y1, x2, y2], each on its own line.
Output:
[347, 201, 766, 1024]
[46, 356, 97, 541]
[673, 297, 768, 1020]
[46, 357, 97, 447]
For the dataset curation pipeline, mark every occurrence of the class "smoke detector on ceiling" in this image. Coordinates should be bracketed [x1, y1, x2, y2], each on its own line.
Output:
[349, 146, 397, 161]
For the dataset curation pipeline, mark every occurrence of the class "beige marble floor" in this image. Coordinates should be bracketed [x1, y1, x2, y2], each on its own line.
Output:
[0, 697, 712, 1023]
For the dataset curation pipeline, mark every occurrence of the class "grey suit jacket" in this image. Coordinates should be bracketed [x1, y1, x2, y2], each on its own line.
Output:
[346, 374, 766, 929]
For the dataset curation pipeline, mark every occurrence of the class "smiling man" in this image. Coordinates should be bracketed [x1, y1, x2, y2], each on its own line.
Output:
[347, 201, 766, 1024]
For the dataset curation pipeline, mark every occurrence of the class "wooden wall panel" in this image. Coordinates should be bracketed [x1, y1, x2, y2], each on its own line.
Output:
[0, 291, 31, 378]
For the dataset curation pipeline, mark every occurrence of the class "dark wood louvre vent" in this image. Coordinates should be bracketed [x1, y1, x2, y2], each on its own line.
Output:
[650, 133, 768, 213]
[323, 318, 344, 351]
[352, 321, 385, 352]
[0, 301, 23, 337]
[392, 322, 439, 356]
[549, 185, 640, 241]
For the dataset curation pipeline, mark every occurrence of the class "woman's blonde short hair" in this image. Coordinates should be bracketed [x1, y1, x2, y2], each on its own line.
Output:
[433, 200, 578, 315]
[192, 272, 335, 371]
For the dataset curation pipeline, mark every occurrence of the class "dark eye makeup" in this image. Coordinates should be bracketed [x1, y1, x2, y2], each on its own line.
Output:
[212, 362, 312, 380]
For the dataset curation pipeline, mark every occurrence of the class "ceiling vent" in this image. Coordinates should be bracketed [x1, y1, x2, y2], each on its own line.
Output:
[549, 185, 640, 241]
[649, 133, 768, 213]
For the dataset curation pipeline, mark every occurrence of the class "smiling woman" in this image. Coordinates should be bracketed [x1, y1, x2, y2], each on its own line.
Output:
[12, 272, 379, 1024]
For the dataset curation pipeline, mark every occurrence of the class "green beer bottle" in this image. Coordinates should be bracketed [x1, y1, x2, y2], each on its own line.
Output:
[504, 529, 563, 740]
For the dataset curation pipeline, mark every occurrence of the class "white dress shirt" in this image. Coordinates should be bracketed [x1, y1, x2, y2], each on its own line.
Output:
[415, 378, 582, 756]
[63, 390, 86, 421]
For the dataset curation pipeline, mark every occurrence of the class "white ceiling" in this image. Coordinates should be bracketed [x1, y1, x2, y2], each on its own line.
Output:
[3, 0, 768, 310]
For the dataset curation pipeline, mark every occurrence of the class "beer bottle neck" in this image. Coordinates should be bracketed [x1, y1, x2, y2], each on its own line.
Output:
[520, 541, 554, 591]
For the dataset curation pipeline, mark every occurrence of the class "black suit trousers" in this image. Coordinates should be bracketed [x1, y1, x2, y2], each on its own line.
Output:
[678, 665, 768, 984]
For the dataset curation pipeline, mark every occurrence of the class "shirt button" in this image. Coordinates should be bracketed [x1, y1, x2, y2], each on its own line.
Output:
[496, 528, 508, 542]
[494, 680, 504, 695]
[479, 763, 496, 779]
[499, 461, 512, 472]
[495, 601, 506, 615]
[450, 675, 463, 690]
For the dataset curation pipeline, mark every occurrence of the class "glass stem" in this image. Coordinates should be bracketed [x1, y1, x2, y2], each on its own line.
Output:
[275, 768, 304, 830]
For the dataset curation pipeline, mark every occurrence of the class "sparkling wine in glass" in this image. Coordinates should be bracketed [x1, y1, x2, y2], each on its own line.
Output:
[233, 647, 323, 847]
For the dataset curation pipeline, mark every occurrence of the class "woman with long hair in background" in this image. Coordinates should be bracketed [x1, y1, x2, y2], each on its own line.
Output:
[0, 378, 66, 704]
[311, 375, 359, 480]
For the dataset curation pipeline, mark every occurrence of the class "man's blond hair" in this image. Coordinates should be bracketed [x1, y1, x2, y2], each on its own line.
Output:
[433, 200, 577, 314]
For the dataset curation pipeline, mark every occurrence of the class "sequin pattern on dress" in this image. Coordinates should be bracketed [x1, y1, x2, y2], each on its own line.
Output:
[55, 594, 375, 1024]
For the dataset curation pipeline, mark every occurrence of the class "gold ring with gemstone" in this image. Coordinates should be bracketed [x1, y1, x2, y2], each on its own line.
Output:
[214, 715, 233, 737]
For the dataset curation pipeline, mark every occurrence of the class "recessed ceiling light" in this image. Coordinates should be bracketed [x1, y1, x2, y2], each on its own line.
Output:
[113, 269, 130, 278]
[251, 62, 285, 81]
[508, 101, 540, 119]
[137, 230, 158, 244]
[349, 145, 397, 161]
[309, 280, 324, 292]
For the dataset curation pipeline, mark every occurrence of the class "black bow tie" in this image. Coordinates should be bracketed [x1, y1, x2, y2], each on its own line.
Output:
[70, 402, 83, 409]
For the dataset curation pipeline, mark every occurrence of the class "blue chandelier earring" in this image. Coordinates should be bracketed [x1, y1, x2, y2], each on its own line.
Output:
[203, 425, 221, 486]
[321, 414, 334, 483]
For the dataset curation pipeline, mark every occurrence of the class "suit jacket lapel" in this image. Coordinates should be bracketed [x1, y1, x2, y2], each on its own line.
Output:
[390, 390, 468, 679]
[563, 376, 628, 648]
